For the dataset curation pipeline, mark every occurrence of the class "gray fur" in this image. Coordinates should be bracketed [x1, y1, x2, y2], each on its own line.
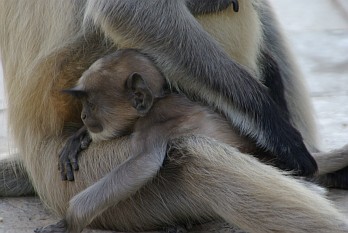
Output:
[0, 156, 35, 197]
[82, 0, 319, 176]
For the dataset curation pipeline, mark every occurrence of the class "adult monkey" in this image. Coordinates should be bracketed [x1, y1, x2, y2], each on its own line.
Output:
[81, 0, 320, 175]
[1, 0, 348, 233]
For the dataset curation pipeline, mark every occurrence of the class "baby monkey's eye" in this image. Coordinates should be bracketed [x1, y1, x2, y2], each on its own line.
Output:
[86, 99, 96, 110]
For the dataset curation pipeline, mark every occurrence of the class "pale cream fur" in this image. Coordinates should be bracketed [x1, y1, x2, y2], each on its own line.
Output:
[197, 2, 262, 75]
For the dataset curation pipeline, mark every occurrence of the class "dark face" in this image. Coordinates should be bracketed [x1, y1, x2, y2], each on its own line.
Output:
[79, 88, 140, 139]
[64, 49, 164, 141]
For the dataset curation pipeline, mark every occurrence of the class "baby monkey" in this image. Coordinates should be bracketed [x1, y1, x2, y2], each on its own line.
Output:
[59, 49, 255, 181]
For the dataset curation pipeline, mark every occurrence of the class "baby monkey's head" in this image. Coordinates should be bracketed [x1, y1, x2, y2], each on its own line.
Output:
[64, 49, 167, 141]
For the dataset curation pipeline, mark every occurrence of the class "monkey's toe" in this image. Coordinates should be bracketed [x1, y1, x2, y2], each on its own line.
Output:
[34, 220, 68, 233]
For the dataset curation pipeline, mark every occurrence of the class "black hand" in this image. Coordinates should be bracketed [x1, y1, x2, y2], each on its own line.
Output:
[58, 127, 90, 181]
[231, 0, 239, 12]
[186, 0, 239, 15]
[58, 136, 81, 181]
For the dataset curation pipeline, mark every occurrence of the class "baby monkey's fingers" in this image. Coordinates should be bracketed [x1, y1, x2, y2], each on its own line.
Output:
[65, 160, 75, 181]
[58, 126, 90, 181]
[58, 154, 75, 181]
[58, 160, 67, 181]
[59, 145, 80, 181]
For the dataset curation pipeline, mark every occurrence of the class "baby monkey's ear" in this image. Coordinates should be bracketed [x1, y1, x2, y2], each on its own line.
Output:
[62, 85, 87, 99]
[126, 72, 154, 115]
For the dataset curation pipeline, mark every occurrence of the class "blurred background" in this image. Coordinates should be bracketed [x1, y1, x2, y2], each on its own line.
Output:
[0, 1, 347, 232]
[269, 0, 348, 150]
[0, 58, 9, 158]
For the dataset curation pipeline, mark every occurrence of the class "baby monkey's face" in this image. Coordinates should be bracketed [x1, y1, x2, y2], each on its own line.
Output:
[64, 49, 165, 141]
[88, 78, 144, 142]
[80, 86, 140, 141]
[64, 68, 141, 141]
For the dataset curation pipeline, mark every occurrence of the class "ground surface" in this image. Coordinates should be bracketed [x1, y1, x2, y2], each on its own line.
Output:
[1, 1, 348, 233]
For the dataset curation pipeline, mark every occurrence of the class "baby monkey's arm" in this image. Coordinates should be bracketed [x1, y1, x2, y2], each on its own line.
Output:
[59, 126, 91, 181]
[37, 131, 169, 233]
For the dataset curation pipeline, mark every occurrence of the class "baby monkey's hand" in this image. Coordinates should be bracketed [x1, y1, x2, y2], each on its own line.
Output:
[58, 126, 91, 181]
